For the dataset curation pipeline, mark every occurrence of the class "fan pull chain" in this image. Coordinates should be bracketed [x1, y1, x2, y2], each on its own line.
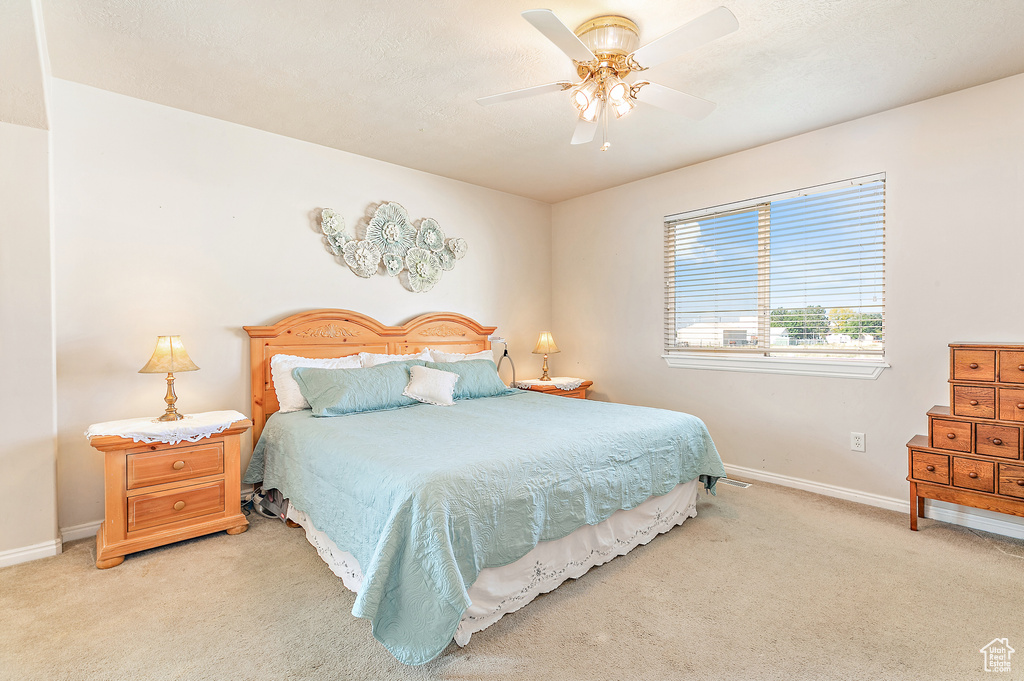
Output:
[600, 102, 611, 151]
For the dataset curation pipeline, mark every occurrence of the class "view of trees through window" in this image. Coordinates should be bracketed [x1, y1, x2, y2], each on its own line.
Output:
[664, 176, 885, 358]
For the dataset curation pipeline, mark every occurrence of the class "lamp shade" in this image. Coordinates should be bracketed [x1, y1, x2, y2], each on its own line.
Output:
[532, 332, 560, 355]
[139, 336, 200, 374]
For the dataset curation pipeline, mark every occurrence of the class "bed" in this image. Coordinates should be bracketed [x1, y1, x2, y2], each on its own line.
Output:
[242, 310, 725, 665]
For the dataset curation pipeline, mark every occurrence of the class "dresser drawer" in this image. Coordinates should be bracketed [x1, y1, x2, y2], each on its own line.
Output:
[127, 443, 224, 490]
[128, 481, 226, 533]
[951, 385, 995, 419]
[952, 350, 995, 382]
[910, 451, 949, 484]
[930, 419, 972, 453]
[560, 388, 586, 399]
[998, 464, 1024, 499]
[976, 424, 1021, 459]
[999, 351, 1024, 384]
[998, 388, 1024, 422]
[952, 457, 994, 493]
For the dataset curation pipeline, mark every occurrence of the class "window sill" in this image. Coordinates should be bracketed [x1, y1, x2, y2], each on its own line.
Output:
[661, 353, 889, 379]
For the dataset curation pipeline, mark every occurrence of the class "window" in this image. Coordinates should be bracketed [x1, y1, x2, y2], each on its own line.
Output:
[663, 174, 886, 378]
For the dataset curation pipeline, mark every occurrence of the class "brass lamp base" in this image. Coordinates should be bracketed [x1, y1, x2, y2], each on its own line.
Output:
[157, 372, 185, 421]
[540, 354, 552, 381]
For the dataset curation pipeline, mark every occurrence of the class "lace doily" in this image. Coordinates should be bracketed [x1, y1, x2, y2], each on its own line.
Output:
[85, 410, 248, 445]
[514, 377, 585, 391]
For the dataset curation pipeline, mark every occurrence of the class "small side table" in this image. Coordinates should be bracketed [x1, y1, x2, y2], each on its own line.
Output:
[87, 413, 251, 569]
[516, 379, 593, 400]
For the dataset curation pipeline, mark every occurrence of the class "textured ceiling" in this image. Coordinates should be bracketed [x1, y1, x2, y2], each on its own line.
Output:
[1, 0, 48, 129]
[41, 0, 1024, 202]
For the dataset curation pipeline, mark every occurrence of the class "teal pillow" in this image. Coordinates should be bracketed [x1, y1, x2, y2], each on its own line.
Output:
[292, 360, 426, 417]
[425, 359, 517, 400]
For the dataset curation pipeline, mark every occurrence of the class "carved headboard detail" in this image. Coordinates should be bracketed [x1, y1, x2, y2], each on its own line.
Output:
[243, 309, 496, 441]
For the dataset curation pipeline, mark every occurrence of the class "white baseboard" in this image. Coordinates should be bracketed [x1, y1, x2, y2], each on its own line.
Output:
[724, 463, 1024, 541]
[0, 538, 62, 569]
[61, 520, 103, 544]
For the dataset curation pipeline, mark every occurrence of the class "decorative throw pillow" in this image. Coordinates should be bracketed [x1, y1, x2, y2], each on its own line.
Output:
[403, 365, 460, 406]
[270, 353, 362, 413]
[425, 359, 517, 400]
[428, 348, 495, 363]
[359, 350, 432, 368]
[292, 360, 426, 417]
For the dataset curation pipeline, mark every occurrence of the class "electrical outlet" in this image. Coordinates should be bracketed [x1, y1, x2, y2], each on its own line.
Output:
[850, 432, 865, 452]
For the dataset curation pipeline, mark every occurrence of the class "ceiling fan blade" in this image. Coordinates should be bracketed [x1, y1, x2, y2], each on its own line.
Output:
[476, 81, 572, 106]
[522, 9, 597, 63]
[571, 112, 598, 145]
[629, 6, 738, 69]
[634, 82, 717, 120]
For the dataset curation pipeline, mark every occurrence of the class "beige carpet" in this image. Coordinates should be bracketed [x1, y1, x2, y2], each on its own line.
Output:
[2, 480, 1023, 680]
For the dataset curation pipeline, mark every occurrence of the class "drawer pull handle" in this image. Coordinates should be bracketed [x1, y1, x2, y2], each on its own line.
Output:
[925, 465, 935, 472]
[993, 438, 1003, 446]
[172, 460, 185, 470]
[1018, 403, 1024, 410]
[968, 472, 979, 479]
[1017, 480, 1024, 487]
[173, 501, 186, 511]
[946, 432, 956, 439]
[969, 400, 979, 406]
[1019, 364, 1024, 371]
[969, 363, 979, 369]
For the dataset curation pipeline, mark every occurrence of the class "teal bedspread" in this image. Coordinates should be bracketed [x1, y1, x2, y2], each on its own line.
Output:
[243, 390, 724, 665]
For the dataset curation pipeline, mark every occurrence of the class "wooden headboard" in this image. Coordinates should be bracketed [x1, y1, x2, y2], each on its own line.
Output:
[244, 309, 496, 441]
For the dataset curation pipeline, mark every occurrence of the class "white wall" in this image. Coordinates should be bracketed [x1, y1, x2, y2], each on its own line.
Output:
[0, 120, 58, 557]
[52, 80, 552, 531]
[552, 74, 1024, 524]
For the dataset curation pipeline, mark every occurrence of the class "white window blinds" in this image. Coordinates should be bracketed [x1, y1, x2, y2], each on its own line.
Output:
[664, 174, 885, 358]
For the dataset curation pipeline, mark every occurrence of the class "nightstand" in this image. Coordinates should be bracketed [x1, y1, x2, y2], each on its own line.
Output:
[516, 379, 593, 399]
[87, 412, 251, 569]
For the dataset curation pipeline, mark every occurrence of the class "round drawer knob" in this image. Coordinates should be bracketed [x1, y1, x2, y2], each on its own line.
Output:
[1018, 364, 1024, 371]
[1017, 480, 1024, 487]
[993, 438, 1003, 446]
[969, 400, 979, 406]
[969, 363, 979, 369]
[968, 472, 979, 479]
[1018, 403, 1024, 410]
[926, 465, 935, 472]
[946, 432, 956, 439]
[173, 501, 186, 511]
[172, 460, 185, 470]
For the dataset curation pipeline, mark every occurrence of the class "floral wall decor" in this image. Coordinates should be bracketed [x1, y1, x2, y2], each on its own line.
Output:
[318, 203, 467, 293]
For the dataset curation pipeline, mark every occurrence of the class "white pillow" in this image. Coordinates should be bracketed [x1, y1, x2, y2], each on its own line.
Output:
[403, 365, 460, 406]
[359, 350, 431, 368]
[429, 348, 495, 363]
[270, 354, 361, 413]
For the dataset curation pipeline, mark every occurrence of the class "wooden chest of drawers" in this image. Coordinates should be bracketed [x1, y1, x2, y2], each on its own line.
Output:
[908, 344, 1024, 530]
[89, 419, 251, 568]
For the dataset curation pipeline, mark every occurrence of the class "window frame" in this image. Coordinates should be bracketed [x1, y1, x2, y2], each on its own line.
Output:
[662, 173, 889, 379]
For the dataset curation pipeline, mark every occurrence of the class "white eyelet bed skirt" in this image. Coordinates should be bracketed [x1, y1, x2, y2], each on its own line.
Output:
[285, 478, 700, 646]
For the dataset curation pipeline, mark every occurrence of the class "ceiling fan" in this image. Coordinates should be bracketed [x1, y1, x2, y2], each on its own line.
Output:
[477, 6, 739, 150]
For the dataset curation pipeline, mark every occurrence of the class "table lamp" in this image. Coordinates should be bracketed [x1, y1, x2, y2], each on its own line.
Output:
[139, 335, 199, 421]
[532, 331, 560, 381]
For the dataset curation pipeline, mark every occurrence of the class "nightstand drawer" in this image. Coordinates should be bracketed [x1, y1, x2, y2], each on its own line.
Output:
[559, 388, 586, 399]
[952, 457, 994, 493]
[128, 481, 226, 533]
[931, 419, 972, 452]
[952, 385, 995, 419]
[910, 451, 949, 484]
[128, 443, 224, 489]
[998, 464, 1024, 499]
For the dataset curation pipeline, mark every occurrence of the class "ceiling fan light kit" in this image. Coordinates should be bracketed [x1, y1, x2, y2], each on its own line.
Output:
[478, 6, 739, 149]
